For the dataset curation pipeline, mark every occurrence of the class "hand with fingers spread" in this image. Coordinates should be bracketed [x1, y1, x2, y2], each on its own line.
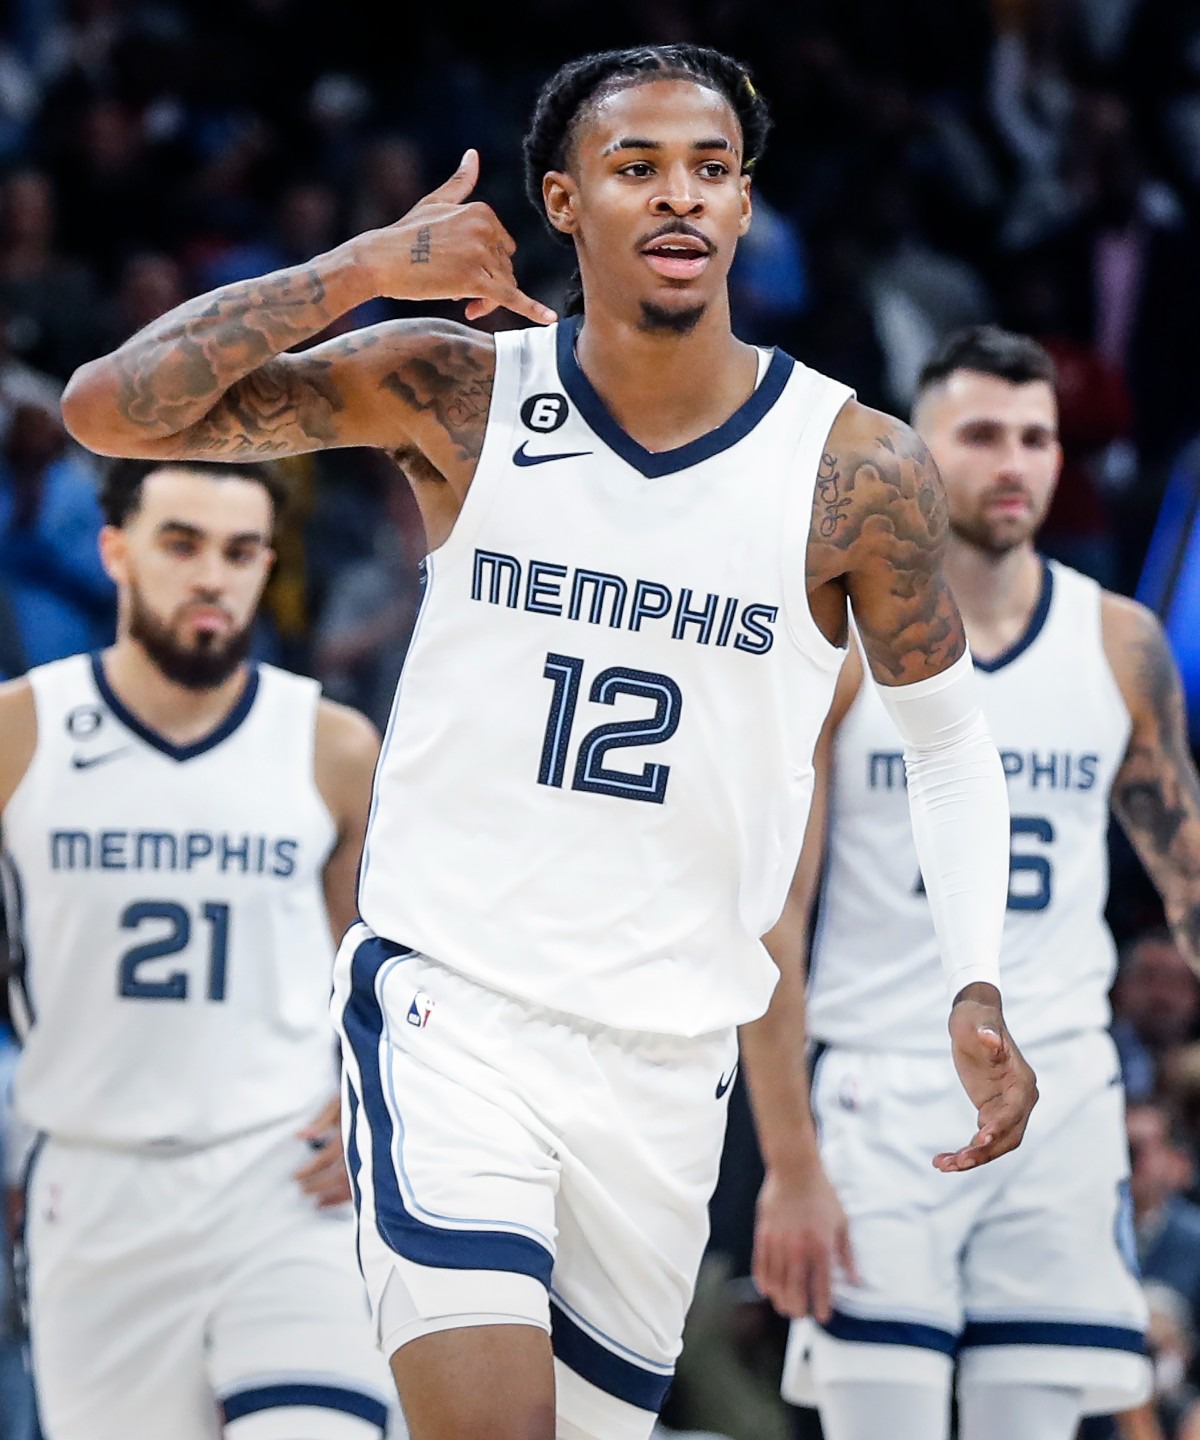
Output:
[350, 148, 556, 327]
[752, 1162, 859, 1321]
[936, 982, 1038, 1174]
[293, 1094, 353, 1209]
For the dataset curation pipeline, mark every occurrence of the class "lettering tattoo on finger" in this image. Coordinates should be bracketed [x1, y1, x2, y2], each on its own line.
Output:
[411, 226, 432, 264]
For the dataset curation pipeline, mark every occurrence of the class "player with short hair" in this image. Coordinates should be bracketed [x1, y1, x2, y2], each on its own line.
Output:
[60, 46, 1036, 1440]
[0, 458, 392, 1440]
[775, 325, 1200, 1440]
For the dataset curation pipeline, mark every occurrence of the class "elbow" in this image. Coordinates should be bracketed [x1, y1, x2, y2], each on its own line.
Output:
[61, 360, 119, 453]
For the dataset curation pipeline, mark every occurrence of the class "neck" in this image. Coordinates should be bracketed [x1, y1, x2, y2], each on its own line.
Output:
[943, 538, 1044, 660]
[572, 291, 756, 451]
[101, 637, 250, 745]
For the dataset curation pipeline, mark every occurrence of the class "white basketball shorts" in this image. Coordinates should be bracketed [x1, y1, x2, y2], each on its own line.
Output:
[781, 1028, 1150, 1415]
[331, 923, 738, 1440]
[25, 1112, 394, 1440]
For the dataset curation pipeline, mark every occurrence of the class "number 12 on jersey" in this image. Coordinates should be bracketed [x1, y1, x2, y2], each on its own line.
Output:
[538, 653, 682, 804]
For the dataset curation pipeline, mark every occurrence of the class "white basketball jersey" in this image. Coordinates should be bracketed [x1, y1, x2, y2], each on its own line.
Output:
[3, 655, 338, 1147]
[808, 560, 1131, 1052]
[359, 317, 854, 1035]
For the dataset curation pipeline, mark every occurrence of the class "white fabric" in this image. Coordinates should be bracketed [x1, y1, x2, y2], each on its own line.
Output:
[333, 923, 736, 1440]
[358, 320, 854, 1035]
[781, 1031, 1151, 1416]
[3, 655, 338, 1146]
[812, 1378, 950, 1440]
[957, 1382, 1084, 1440]
[873, 647, 1008, 998]
[809, 561, 1131, 1051]
[25, 1114, 393, 1440]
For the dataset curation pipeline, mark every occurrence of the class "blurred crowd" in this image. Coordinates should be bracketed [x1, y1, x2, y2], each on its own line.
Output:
[5, 0, 1200, 1436]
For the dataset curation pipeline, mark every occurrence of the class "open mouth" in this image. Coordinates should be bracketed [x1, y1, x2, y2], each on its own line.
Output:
[640, 233, 712, 281]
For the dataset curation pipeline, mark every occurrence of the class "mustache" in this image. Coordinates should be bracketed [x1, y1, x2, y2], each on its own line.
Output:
[637, 219, 717, 256]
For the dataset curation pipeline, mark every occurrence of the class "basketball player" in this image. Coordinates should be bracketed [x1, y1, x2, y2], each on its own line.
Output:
[58, 46, 1038, 1440]
[772, 327, 1200, 1440]
[0, 458, 393, 1439]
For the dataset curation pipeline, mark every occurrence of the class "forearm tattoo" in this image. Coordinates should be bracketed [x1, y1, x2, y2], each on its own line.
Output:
[1113, 617, 1200, 961]
[114, 267, 338, 436]
[808, 423, 965, 682]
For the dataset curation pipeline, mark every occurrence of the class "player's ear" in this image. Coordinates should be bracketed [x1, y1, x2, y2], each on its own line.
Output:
[98, 524, 128, 586]
[738, 174, 752, 237]
[543, 171, 578, 237]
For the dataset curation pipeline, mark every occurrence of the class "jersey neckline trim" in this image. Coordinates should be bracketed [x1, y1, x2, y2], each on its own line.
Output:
[972, 559, 1054, 674]
[89, 652, 262, 761]
[555, 314, 795, 478]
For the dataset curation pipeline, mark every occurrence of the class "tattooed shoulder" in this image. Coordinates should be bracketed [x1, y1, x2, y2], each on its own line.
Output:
[805, 402, 962, 684]
[806, 402, 948, 585]
[375, 320, 496, 468]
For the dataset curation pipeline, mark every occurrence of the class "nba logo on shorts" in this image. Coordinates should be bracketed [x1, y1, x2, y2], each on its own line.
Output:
[406, 992, 435, 1028]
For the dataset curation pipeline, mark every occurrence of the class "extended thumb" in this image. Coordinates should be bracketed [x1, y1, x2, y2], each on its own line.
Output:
[425, 148, 479, 204]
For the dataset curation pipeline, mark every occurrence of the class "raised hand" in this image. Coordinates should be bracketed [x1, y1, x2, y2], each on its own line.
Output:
[351, 149, 556, 326]
[936, 982, 1038, 1173]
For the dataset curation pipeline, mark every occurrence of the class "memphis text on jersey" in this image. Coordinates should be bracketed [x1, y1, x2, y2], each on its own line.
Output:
[48, 828, 301, 875]
[869, 749, 1100, 793]
[472, 549, 780, 655]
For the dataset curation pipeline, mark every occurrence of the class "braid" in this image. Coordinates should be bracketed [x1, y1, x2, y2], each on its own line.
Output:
[522, 46, 771, 316]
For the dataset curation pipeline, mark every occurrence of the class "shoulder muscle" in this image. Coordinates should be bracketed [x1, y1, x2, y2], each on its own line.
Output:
[0, 677, 37, 813]
[808, 400, 965, 686]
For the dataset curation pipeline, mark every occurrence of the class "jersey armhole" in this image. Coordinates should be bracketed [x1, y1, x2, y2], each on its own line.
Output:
[780, 381, 856, 668]
[424, 327, 527, 564]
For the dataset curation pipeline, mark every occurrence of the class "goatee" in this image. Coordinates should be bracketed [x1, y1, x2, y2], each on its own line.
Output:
[637, 300, 707, 336]
[128, 586, 253, 690]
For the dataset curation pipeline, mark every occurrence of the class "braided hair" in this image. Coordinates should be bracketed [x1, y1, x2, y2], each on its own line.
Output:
[523, 46, 771, 316]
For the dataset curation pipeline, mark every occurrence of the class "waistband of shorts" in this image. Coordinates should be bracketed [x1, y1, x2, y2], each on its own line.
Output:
[368, 938, 736, 1057]
[40, 1106, 314, 1159]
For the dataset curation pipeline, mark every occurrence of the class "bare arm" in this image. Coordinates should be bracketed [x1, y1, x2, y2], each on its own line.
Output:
[741, 654, 863, 1319]
[294, 697, 381, 1209]
[313, 698, 382, 944]
[0, 679, 37, 816]
[806, 400, 964, 684]
[1107, 594, 1200, 971]
[60, 151, 551, 497]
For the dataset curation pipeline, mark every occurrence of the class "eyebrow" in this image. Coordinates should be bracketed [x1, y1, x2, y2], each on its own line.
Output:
[955, 417, 1057, 435]
[156, 520, 269, 545]
[601, 136, 734, 156]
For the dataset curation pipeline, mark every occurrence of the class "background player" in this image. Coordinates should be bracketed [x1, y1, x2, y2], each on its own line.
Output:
[57, 45, 1036, 1440]
[0, 458, 393, 1440]
[767, 326, 1200, 1440]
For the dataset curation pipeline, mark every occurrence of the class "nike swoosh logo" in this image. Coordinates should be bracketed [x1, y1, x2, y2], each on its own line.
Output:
[72, 748, 130, 770]
[715, 1064, 739, 1100]
[512, 441, 593, 467]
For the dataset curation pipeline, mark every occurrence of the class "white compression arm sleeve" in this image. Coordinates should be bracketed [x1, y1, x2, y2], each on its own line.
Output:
[874, 648, 1009, 999]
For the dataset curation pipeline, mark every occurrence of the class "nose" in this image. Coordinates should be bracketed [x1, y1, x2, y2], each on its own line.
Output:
[651, 161, 704, 217]
[194, 548, 227, 593]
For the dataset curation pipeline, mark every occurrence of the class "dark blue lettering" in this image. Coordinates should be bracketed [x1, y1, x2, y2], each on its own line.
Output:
[672, 589, 718, 644]
[734, 604, 778, 655]
[525, 560, 566, 617]
[629, 581, 673, 631]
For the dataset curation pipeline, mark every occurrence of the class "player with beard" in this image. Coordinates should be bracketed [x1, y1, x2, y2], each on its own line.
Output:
[0, 458, 395, 1440]
[59, 47, 1038, 1440]
[776, 327, 1200, 1440]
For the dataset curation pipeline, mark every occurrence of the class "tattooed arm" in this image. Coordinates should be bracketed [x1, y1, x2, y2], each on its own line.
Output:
[806, 400, 965, 681]
[60, 151, 552, 500]
[804, 400, 1036, 1169]
[1106, 595, 1200, 971]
